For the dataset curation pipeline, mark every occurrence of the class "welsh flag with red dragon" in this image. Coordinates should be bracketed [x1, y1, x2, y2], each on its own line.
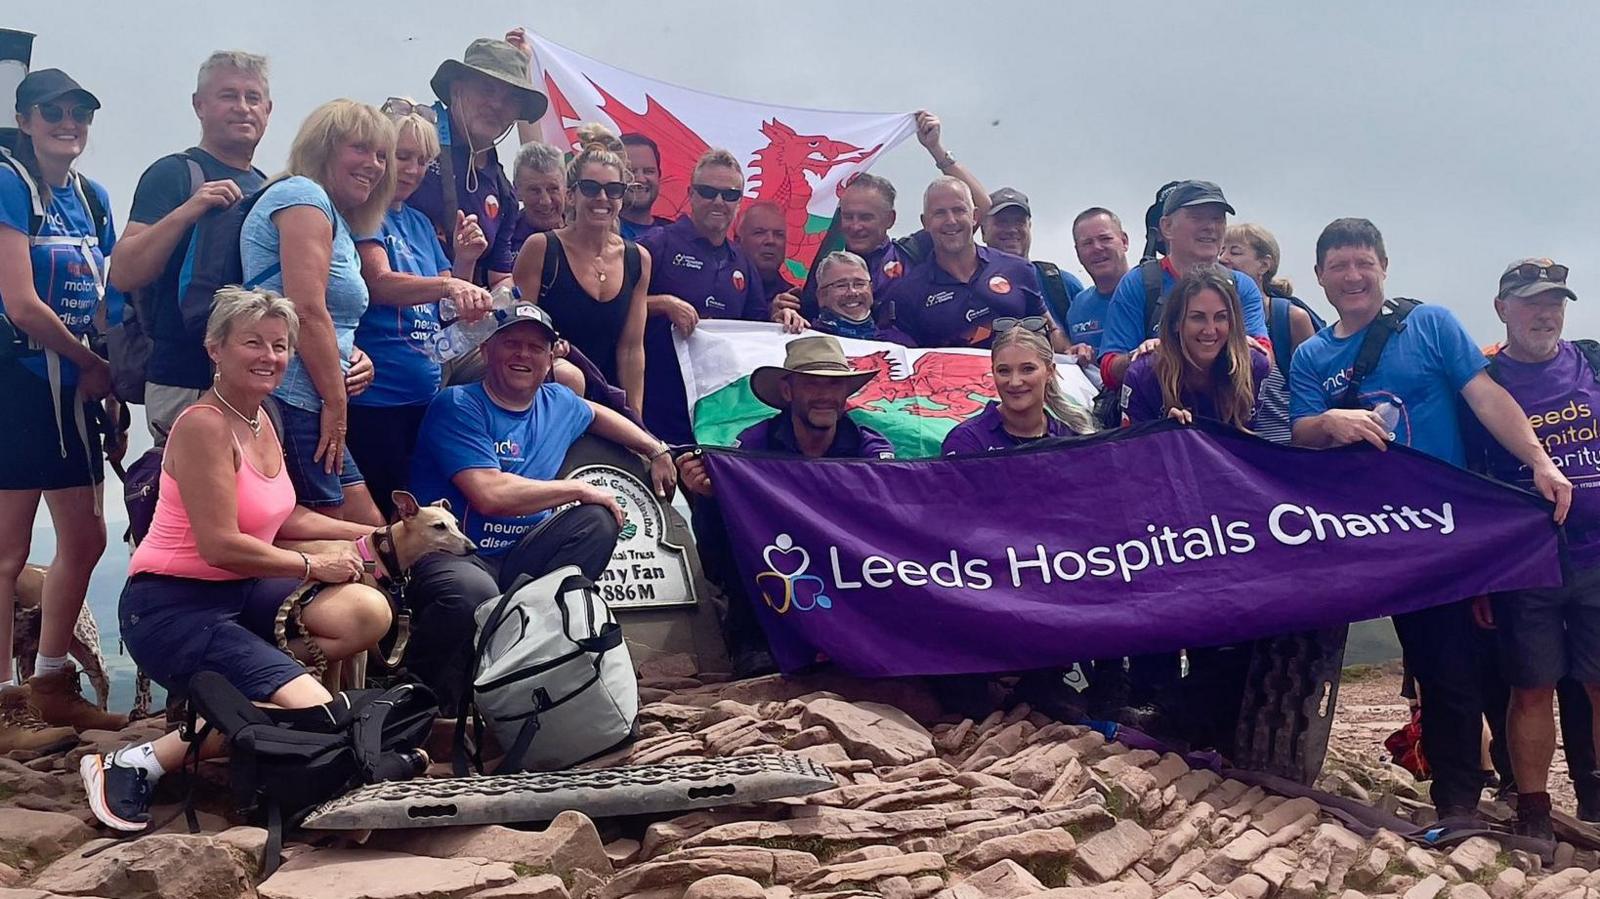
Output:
[528, 32, 917, 279]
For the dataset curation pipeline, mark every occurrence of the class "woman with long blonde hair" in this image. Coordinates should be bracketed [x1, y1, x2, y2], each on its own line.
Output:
[1120, 264, 1268, 429]
[943, 324, 1095, 454]
[241, 99, 396, 524]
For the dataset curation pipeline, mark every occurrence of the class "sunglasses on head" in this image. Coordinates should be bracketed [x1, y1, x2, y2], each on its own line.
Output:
[575, 179, 627, 200]
[992, 316, 1049, 335]
[1501, 262, 1569, 291]
[691, 184, 743, 203]
[35, 104, 94, 125]
[380, 97, 438, 125]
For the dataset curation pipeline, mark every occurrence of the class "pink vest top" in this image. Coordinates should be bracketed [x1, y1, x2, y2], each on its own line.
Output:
[129, 405, 296, 581]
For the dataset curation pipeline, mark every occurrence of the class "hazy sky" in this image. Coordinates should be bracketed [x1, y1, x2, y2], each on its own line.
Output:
[10, 1, 1599, 344]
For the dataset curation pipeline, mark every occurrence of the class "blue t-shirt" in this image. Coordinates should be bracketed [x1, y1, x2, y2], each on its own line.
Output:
[352, 206, 448, 408]
[242, 176, 370, 411]
[1289, 303, 1487, 466]
[1098, 264, 1268, 358]
[0, 168, 119, 384]
[1067, 284, 1112, 352]
[409, 382, 595, 556]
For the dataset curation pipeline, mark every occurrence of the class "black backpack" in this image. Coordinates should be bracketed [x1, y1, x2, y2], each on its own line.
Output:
[176, 180, 276, 343]
[181, 670, 437, 877]
[1090, 259, 1170, 427]
[1266, 294, 1329, 377]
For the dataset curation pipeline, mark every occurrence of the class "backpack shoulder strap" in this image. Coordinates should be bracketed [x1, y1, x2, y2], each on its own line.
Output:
[623, 239, 642, 289]
[1269, 295, 1293, 374]
[73, 173, 109, 241]
[1573, 339, 1600, 383]
[1338, 297, 1420, 408]
[542, 231, 563, 293]
[1140, 259, 1165, 336]
[0, 148, 46, 235]
[181, 152, 206, 200]
[1033, 261, 1071, 324]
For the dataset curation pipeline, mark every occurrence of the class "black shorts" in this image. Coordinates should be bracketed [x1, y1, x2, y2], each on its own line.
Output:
[0, 360, 104, 490]
[119, 573, 313, 702]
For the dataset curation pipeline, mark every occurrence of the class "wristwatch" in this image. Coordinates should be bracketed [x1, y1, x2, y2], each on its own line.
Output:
[934, 150, 956, 171]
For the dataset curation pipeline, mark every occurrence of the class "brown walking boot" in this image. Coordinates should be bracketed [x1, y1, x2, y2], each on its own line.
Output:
[0, 684, 78, 753]
[27, 665, 127, 732]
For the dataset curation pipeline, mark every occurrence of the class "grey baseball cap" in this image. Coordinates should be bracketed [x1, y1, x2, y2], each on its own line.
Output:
[988, 187, 1031, 217]
[1160, 180, 1236, 216]
[1498, 257, 1577, 302]
[488, 302, 560, 341]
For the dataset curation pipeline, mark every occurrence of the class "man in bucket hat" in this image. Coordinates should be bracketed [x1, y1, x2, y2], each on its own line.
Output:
[407, 29, 548, 287]
[1469, 257, 1600, 840]
[677, 335, 893, 675]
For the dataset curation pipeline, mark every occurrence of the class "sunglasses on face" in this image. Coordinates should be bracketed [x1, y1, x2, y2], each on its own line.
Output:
[1500, 262, 1570, 291]
[380, 97, 438, 125]
[993, 316, 1050, 335]
[691, 184, 743, 203]
[35, 104, 94, 125]
[574, 179, 627, 200]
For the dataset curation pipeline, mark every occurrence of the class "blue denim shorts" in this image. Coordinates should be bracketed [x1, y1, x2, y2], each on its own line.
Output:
[276, 400, 364, 507]
[119, 574, 313, 702]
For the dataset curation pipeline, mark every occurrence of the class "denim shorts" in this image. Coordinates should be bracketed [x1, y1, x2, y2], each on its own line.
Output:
[1493, 563, 1600, 688]
[119, 573, 314, 702]
[276, 400, 364, 507]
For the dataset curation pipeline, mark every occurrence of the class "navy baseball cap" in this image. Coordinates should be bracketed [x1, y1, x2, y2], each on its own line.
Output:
[15, 68, 100, 113]
[1160, 180, 1235, 216]
[488, 302, 559, 341]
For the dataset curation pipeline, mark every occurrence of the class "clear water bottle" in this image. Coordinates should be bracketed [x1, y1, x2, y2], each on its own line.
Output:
[1372, 399, 1402, 441]
[428, 284, 520, 363]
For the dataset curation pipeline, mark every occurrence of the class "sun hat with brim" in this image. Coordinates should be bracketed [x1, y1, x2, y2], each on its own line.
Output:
[431, 38, 548, 122]
[1497, 257, 1578, 302]
[750, 335, 875, 410]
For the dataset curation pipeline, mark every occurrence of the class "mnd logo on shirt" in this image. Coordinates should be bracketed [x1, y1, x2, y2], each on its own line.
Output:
[493, 437, 523, 461]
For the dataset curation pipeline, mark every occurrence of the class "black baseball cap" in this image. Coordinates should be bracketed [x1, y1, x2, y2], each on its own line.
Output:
[15, 69, 100, 113]
[1160, 180, 1235, 216]
[488, 302, 559, 341]
[988, 187, 1031, 217]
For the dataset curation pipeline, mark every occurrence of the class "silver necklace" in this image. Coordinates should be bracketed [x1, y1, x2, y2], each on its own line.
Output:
[214, 388, 262, 437]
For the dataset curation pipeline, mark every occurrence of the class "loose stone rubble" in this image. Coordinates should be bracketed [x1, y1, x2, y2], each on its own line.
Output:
[4, 653, 1600, 898]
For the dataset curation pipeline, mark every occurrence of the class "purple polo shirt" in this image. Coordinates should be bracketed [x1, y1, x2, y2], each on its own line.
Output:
[941, 402, 1075, 454]
[799, 230, 931, 317]
[1121, 346, 1271, 427]
[404, 105, 519, 287]
[758, 268, 798, 306]
[733, 412, 896, 459]
[639, 216, 770, 444]
[881, 245, 1047, 349]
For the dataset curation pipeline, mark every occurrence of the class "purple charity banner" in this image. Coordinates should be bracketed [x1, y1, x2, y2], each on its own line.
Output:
[701, 420, 1565, 677]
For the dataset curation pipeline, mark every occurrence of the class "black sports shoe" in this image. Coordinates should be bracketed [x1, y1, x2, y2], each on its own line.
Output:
[1511, 792, 1555, 843]
[1575, 772, 1600, 824]
[79, 751, 152, 832]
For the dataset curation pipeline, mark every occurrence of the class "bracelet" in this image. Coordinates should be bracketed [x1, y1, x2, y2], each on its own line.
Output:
[298, 551, 311, 582]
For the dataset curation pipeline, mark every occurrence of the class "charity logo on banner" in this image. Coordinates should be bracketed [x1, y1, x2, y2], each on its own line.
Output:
[701, 421, 1564, 677]
[675, 321, 1099, 458]
[527, 32, 917, 277]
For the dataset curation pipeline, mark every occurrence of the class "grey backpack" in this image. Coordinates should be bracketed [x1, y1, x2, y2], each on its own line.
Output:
[456, 566, 638, 773]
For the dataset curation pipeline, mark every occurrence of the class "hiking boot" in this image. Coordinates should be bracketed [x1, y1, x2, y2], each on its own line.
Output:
[78, 751, 151, 832]
[1576, 772, 1600, 824]
[730, 649, 777, 680]
[1511, 792, 1555, 842]
[28, 665, 128, 732]
[0, 685, 77, 754]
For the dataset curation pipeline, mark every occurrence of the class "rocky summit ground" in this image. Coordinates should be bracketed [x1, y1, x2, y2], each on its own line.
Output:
[3, 656, 1600, 899]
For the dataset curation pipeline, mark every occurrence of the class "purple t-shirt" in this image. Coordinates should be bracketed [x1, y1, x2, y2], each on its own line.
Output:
[638, 216, 770, 444]
[881, 245, 1047, 349]
[1122, 345, 1272, 427]
[733, 413, 895, 459]
[941, 402, 1075, 454]
[1476, 341, 1600, 568]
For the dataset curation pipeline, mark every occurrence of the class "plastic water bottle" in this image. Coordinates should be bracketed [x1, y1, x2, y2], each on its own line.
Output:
[427, 284, 520, 363]
[1372, 400, 1402, 441]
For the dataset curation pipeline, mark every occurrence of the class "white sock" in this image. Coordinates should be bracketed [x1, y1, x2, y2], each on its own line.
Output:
[33, 654, 69, 676]
[113, 742, 165, 782]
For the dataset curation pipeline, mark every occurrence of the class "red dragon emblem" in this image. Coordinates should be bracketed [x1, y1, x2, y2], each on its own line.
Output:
[844, 351, 996, 421]
[541, 77, 881, 273]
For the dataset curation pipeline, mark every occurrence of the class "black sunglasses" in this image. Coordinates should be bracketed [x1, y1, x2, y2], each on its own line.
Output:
[575, 179, 627, 200]
[380, 97, 437, 124]
[1501, 262, 1570, 289]
[35, 104, 94, 125]
[993, 316, 1050, 335]
[691, 184, 743, 203]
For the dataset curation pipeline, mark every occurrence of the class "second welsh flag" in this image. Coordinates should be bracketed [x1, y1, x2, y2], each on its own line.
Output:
[528, 32, 916, 279]
[676, 322, 1100, 459]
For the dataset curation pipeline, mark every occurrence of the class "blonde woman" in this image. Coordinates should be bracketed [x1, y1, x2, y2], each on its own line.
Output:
[1220, 222, 1321, 444]
[1121, 264, 1268, 429]
[241, 99, 395, 524]
[81, 288, 390, 833]
[942, 325, 1095, 454]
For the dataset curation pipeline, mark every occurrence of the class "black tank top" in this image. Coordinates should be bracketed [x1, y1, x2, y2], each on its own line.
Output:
[539, 232, 640, 387]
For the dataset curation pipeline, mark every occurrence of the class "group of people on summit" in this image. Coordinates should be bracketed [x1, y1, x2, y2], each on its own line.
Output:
[0, 27, 1594, 845]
